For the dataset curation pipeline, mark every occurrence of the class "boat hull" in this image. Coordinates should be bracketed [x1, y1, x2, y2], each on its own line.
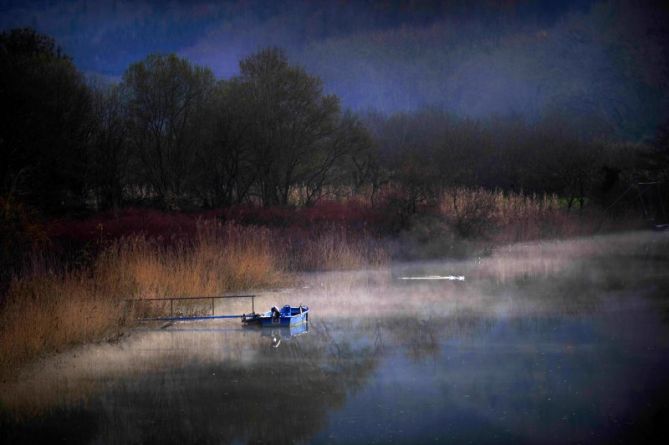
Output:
[258, 311, 308, 327]
[242, 305, 309, 327]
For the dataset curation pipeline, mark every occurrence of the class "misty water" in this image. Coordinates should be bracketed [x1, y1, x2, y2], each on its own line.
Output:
[2, 231, 669, 444]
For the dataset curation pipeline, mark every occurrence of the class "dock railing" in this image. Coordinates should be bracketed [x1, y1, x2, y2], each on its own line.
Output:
[125, 294, 256, 321]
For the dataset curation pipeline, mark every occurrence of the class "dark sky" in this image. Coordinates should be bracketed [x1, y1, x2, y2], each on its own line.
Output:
[1, 0, 668, 138]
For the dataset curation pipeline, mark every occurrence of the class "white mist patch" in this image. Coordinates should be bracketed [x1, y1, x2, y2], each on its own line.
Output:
[399, 275, 465, 281]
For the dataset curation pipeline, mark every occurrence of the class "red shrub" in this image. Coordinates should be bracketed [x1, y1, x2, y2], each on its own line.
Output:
[221, 201, 384, 231]
[44, 201, 387, 250]
[46, 208, 223, 245]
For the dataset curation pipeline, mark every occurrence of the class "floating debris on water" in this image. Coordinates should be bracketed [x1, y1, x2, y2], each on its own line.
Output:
[399, 275, 465, 281]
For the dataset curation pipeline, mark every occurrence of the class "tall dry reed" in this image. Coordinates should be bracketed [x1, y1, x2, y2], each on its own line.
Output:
[280, 226, 388, 271]
[0, 221, 388, 373]
[0, 222, 281, 372]
[438, 188, 600, 243]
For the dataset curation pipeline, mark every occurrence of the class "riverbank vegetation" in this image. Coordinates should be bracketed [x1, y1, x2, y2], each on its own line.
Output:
[0, 219, 386, 373]
[1, 27, 667, 373]
[0, 190, 635, 373]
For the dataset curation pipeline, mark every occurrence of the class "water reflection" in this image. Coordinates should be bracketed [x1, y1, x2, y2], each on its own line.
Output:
[2, 231, 669, 443]
[1, 321, 379, 444]
[257, 322, 309, 348]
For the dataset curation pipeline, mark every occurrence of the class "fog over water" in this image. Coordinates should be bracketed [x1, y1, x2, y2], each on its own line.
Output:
[2, 2, 669, 442]
[2, 231, 669, 443]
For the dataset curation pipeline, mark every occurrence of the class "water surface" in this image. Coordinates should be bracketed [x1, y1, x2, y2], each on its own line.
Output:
[2, 231, 669, 444]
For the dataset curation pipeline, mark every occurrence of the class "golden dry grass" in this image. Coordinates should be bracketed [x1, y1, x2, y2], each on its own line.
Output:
[0, 221, 388, 374]
[0, 223, 276, 372]
[0, 191, 633, 374]
[283, 227, 389, 271]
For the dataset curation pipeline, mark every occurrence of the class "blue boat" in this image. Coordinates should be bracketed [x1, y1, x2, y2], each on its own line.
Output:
[242, 304, 309, 327]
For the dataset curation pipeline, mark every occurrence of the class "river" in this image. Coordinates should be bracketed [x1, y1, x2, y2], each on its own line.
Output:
[2, 231, 669, 444]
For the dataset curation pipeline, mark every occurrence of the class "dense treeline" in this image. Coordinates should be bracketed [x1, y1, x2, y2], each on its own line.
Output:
[1, 27, 668, 217]
[363, 110, 638, 211]
[1, 29, 373, 212]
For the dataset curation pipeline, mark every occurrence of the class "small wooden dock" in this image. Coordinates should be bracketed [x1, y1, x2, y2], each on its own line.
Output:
[125, 294, 256, 322]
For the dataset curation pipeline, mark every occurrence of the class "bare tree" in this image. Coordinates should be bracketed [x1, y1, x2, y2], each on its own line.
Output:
[235, 48, 343, 206]
[88, 83, 129, 210]
[122, 54, 215, 208]
[194, 79, 257, 207]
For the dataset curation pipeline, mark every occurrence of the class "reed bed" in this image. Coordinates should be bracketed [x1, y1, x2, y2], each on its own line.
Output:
[437, 188, 606, 243]
[0, 221, 387, 373]
[0, 190, 633, 373]
[280, 226, 389, 271]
